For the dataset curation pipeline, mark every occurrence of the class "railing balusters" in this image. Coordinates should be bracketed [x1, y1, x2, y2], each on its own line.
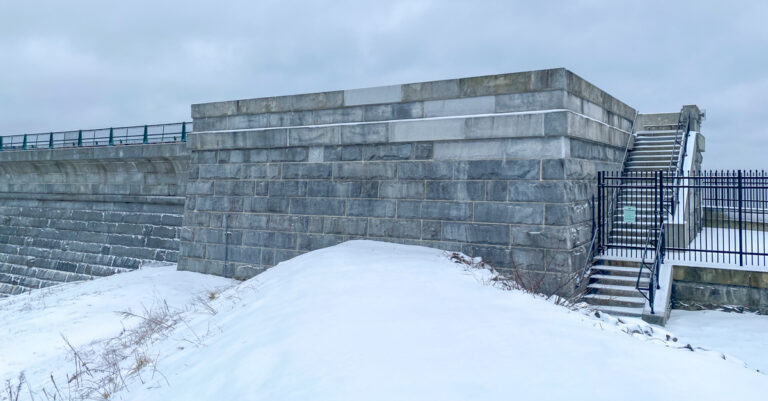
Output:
[738, 170, 744, 266]
[592, 169, 766, 267]
[1, 122, 191, 151]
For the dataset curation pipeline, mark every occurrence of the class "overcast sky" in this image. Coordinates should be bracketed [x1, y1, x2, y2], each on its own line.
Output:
[1, 0, 766, 169]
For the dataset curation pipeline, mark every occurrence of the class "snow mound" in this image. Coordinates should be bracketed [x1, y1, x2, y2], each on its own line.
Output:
[2, 240, 766, 401]
[122, 241, 766, 400]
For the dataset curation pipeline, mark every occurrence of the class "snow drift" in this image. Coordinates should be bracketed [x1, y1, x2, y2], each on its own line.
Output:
[2, 241, 766, 401]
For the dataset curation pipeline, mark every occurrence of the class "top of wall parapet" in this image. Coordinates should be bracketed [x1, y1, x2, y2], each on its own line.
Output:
[192, 68, 636, 122]
[0, 142, 188, 164]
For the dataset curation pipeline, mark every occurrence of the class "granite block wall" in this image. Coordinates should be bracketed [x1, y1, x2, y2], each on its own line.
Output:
[181, 68, 634, 295]
[0, 143, 188, 296]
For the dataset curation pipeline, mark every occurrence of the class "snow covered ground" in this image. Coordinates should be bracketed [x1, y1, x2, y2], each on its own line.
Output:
[2, 240, 767, 400]
[0, 264, 237, 399]
[667, 309, 768, 372]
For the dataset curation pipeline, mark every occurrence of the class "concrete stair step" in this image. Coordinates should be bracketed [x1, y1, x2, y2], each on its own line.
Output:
[590, 274, 649, 286]
[628, 157, 677, 163]
[631, 147, 679, 153]
[593, 255, 644, 265]
[608, 236, 652, 245]
[610, 227, 660, 234]
[616, 200, 668, 207]
[642, 123, 678, 129]
[583, 294, 646, 308]
[587, 283, 644, 297]
[612, 219, 665, 226]
[636, 132, 679, 137]
[632, 143, 680, 149]
[635, 135, 679, 141]
[635, 129, 678, 135]
[626, 161, 674, 167]
[625, 166, 677, 171]
[629, 153, 676, 159]
[591, 305, 645, 318]
[629, 150, 678, 156]
[590, 264, 650, 277]
[633, 140, 679, 145]
[620, 188, 675, 194]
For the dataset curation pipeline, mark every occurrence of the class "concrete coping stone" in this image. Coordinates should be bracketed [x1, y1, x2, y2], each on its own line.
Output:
[192, 68, 636, 121]
[0, 142, 189, 163]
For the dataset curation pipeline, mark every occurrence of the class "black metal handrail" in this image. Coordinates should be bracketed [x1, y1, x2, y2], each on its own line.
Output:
[577, 111, 638, 284]
[668, 111, 692, 217]
[635, 170, 667, 314]
[0, 122, 191, 151]
[636, 226, 664, 314]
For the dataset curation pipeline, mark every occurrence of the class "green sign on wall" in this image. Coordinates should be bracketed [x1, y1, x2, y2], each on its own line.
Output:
[623, 206, 636, 223]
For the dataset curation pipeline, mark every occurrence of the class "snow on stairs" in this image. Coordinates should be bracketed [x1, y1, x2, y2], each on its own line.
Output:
[604, 123, 683, 253]
[625, 128, 681, 173]
[582, 257, 649, 318]
[583, 118, 686, 320]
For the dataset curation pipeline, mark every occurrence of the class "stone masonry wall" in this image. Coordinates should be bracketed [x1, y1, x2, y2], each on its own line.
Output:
[181, 68, 634, 295]
[0, 143, 188, 296]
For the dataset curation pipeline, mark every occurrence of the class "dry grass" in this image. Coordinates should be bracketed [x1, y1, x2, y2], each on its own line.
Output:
[445, 251, 584, 307]
[2, 300, 186, 401]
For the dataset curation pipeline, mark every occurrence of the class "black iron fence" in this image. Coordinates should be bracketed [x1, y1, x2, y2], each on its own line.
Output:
[0, 122, 191, 151]
[596, 170, 768, 267]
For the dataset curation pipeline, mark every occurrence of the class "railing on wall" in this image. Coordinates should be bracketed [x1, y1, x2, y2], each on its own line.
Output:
[0, 122, 191, 151]
[596, 170, 768, 267]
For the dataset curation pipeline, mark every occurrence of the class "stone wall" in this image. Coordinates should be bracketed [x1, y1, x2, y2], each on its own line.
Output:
[180, 68, 634, 294]
[0, 143, 188, 296]
[672, 265, 768, 313]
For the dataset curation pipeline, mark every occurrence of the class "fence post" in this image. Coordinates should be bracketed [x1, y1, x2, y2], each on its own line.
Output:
[109, 127, 114, 146]
[591, 194, 596, 243]
[49, 132, 54, 149]
[22, 134, 27, 150]
[77, 130, 82, 147]
[659, 171, 665, 260]
[0, 136, 3, 151]
[738, 170, 744, 266]
[143, 125, 148, 144]
[597, 171, 603, 253]
[181, 122, 187, 143]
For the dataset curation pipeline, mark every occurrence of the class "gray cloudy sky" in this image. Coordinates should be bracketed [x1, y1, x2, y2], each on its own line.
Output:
[1, 0, 766, 169]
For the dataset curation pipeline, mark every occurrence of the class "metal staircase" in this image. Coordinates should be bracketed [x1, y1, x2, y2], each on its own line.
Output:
[580, 110, 693, 318]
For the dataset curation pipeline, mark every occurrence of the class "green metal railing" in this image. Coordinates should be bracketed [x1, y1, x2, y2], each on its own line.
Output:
[0, 122, 191, 151]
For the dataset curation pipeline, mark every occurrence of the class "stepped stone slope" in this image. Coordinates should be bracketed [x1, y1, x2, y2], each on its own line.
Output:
[181, 68, 635, 295]
[0, 143, 188, 296]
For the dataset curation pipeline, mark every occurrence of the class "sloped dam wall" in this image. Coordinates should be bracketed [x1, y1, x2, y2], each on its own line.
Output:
[0, 68, 633, 296]
[0, 144, 188, 296]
